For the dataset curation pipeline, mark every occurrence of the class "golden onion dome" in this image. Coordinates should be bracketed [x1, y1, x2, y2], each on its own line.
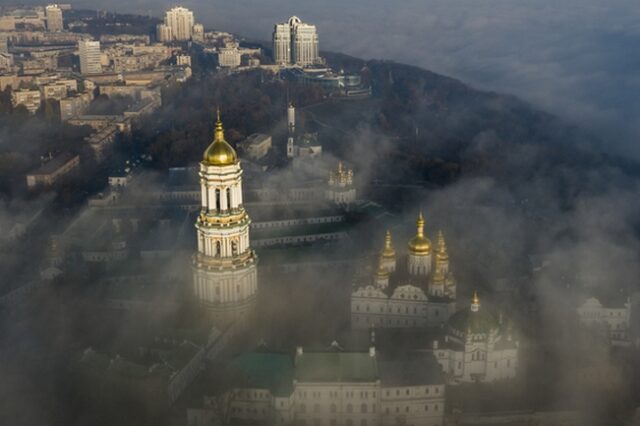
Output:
[408, 212, 431, 254]
[203, 110, 238, 166]
[382, 230, 396, 259]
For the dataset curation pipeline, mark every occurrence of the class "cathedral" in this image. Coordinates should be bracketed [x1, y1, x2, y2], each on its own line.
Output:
[326, 160, 356, 205]
[431, 292, 519, 383]
[192, 111, 258, 325]
[351, 213, 457, 329]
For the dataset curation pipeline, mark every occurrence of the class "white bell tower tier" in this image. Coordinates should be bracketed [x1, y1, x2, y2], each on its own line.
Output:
[192, 111, 258, 323]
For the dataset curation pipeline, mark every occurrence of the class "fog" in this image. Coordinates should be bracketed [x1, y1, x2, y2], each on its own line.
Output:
[52, 0, 640, 158]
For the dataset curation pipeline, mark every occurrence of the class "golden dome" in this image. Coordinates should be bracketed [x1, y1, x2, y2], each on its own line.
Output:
[382, 230, 396, 259]
[408, 212, 431, 254]
[203, 110, 238, 166]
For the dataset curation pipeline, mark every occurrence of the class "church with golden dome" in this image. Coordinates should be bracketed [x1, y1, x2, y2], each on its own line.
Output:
[431, 291, 519, 383]
[192, 111, 258, 325]
[351, 212, 457, 329]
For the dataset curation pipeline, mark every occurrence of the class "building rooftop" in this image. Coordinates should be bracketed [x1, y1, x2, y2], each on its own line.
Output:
[378, 352, 445, 386]
[228, 350, 294, 397]
[28, 152, 78, 176]
[295, 351, 378, 383]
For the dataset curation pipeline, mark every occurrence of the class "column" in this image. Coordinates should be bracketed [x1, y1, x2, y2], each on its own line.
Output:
[221, 187, 228, 211]
[201, 183, 207, 208]
[207, 186, 215, 211]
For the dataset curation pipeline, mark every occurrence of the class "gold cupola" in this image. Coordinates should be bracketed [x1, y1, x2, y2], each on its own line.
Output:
[382, 230, 396, 259]
[203, 110, 238, 166]
[408, 212, 431, 255]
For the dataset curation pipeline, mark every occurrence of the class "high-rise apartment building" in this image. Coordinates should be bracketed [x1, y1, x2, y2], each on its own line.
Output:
[45, 5, 64, 32]
[272, 16, 319, 67]
[156, 24, 172, 43]
[163, 7, 194, 41]
[78, 40, 101, 75]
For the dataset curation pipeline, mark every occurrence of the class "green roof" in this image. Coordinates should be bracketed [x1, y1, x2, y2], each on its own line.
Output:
[448, 306, 500, 335]
[295, 352, 378, 383]
[228, 352, 294, 397]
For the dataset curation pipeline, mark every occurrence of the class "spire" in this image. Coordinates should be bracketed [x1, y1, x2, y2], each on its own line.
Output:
[214, 108, 224, 142]
[416, 212, 425, 237]
[436, 230, 448, 260]
[382, 230, 396, 259]
[471, 290, 480, 312]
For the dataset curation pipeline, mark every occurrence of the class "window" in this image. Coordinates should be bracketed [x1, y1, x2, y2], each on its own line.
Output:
[435, 404, 439, 411]
[347, 404, 353, 413]
[330, 404, 337, 413]
[346, 420, 353, 426]
[361, 403, 367, 413]
[361, 420, 367, 426]
[314, 404, 320, 413]
[435, 387, 439, 394]
[300, 404, 306, 413]
[406, 389, 410, 395]
[406, 406, 409, 413]
[425, 405, 429, 411]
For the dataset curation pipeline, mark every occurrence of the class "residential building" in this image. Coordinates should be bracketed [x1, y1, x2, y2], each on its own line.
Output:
[78, 40, 101, 75]
[162, 7, 194, 41]
[156, 24, 172, 43]
[12, 88, 41, 113]
[240, 133, 272, 160]
[45, 4, 64, 32]
[273, 16, 319, 66]
[26, 153, 80, 189]
[59, 91, 93, 120]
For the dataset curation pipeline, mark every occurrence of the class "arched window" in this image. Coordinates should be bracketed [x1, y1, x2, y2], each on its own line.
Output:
[215, 189, 221, 211]
[231, 240, 238, 256]
[215, 241, 221, 257]
[226, 187, 232, 209]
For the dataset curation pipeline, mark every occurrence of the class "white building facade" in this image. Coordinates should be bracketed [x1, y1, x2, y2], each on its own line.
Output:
[78, 40, 101, 75]
[577, 296, 632, 346]
[432, 293, 519, 383]
[192, 112, 258, 325]
[45, 4, 63, 32]
[272, 16, 320, 67]
[351, 215, 457, 330]
[163, 7, 194, 41]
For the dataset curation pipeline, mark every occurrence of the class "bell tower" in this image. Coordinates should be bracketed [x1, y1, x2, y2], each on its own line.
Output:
[192, 111, 258, 325]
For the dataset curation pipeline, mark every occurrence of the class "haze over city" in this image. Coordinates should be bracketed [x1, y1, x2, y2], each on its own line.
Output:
[29, 0, 640, 157]
[0, 2, 639, 426]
